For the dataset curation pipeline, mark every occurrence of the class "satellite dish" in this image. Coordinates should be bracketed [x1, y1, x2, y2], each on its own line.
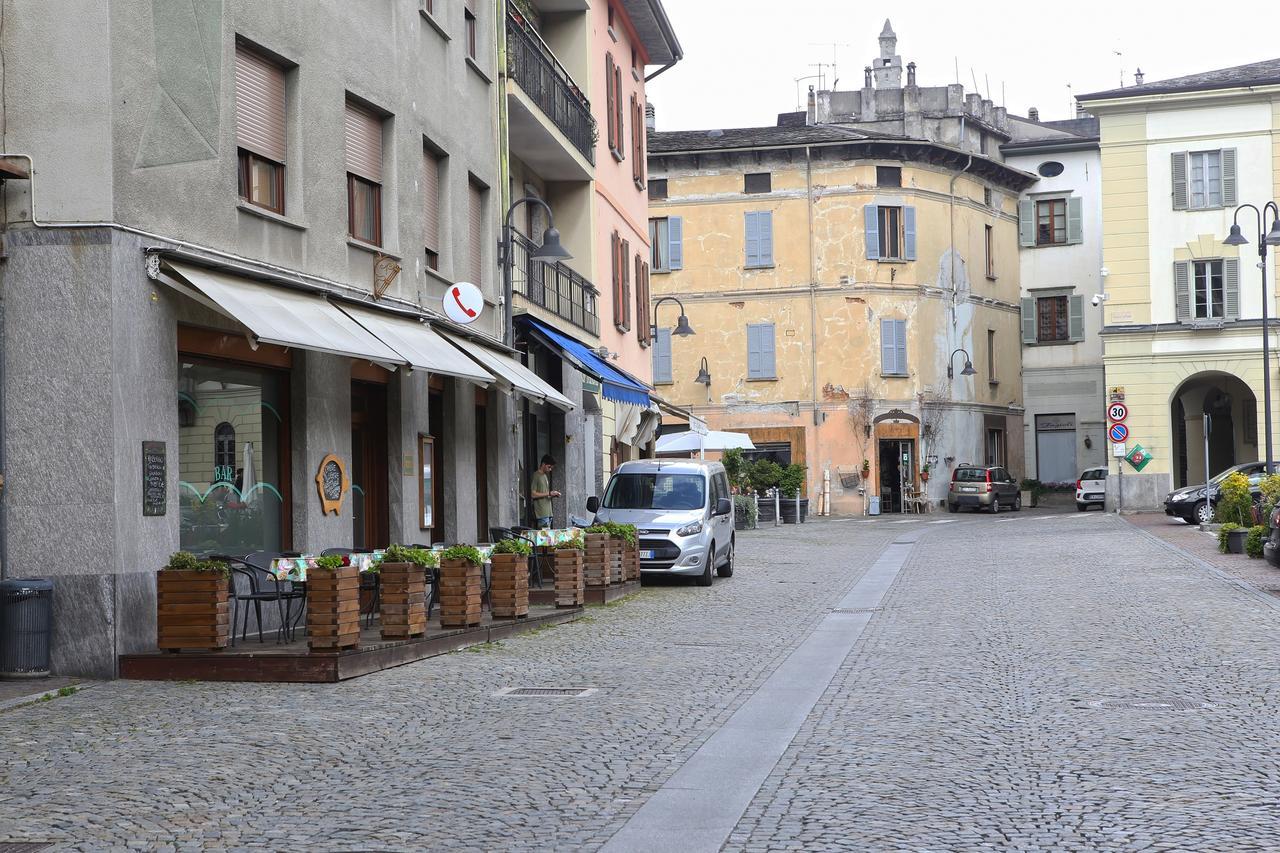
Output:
[443, 281, 484, 324]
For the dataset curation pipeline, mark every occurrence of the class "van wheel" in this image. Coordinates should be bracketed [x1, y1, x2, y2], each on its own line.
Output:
[716, 537, 734, 578]
[697, 544, 714, 587]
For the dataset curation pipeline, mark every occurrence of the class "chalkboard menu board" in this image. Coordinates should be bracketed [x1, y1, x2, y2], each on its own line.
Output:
[314, 453, 349, 516]
[142, 441, 166, 516]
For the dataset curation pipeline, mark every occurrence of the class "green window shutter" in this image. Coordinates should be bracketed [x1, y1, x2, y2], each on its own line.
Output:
[1018, 199, 1035, 247]
[744, 212, 761, 267]
[760, 211, 774, 266]
[1171, 152, 1188, 210]
[864, 205, 880, 259]
[668, 216, 683, 269]
[1068, 294, 1085, 341]
[1021, 297, 1037, 344]
[903, 206, 917, 260]
[1224, 258, 1240, 319]
[1174, 261, 1191, 321]
[1066, 196, 1083, 244]
[880, 318, 895, 373]
[1222, 148, 1238, 207]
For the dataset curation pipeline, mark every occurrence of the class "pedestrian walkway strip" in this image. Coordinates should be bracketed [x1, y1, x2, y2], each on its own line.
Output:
[599, 540, 914, 853]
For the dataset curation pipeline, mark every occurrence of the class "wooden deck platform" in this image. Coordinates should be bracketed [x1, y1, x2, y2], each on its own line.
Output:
[119, 605, 582, 684]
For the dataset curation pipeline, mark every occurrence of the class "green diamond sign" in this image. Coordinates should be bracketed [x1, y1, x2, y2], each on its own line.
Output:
[1125, 444, 1152, 472]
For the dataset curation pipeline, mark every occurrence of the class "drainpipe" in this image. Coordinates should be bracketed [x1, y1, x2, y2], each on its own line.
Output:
[805, 146, 822, 512]
[947, 116, 972, 329]
[643, 62, 676, 83]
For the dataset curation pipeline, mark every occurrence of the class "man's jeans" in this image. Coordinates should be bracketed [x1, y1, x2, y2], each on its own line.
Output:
[536, 516, 554, 529]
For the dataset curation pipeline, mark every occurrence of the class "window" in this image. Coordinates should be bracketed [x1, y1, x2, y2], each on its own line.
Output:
[345, 100, 384, 245]
[880, 318, 907, 376]
[423, 146, 443, 270]
[985, 429, 1005, 467]
[744, 210, 774, 268]
[213, 422, 236, 483]
[1037, 295, 1070, 341]
[1193, 259, 1225, 319]
[1036, 199, 1066, 246]
[606, 53, 619, 157]
[746, 323, 776, 379]
[234, 46, 286, 214]
[1024, 294, 1084, 344]
[652, 328, 673, 383]
[878, 206, 902, 259]
[631, 95, 645, 186]
[649, 216, 682, 271]
[468, 177, 486, 286]
[464, 0, 477, 60]
[984, 187, 994, 207]
[1173, 149, 1237, 210]
[1175, 258, 1239, 322]
[635, 255, 651, 345]
[1037, 161, 1064, 178]
[985, 224, 995, 279]
[987, 329, 996, 383]
[876, 166, 901, 187]
[744, 172, 771, 194]
[614, 63, 625, 163]
[649, 179, 668, 200]
[864, 204, 916, 260]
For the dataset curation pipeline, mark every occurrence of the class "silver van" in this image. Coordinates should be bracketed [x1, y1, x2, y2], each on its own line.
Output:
[585, 460, 734, 586]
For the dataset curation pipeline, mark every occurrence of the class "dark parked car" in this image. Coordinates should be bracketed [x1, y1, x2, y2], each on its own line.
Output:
[1164, 461, 1275, 524]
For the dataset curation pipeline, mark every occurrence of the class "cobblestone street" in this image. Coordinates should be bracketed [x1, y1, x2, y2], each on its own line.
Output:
[2, 511, 1279, 851]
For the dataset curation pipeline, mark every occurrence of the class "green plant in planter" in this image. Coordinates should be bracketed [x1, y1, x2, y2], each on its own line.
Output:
[162, 551, 229, 577]
[441, 544, 484, 566]
[722, 448, 748, 491]
[585, 524, 611, 536]
[382, 544, 416, 564]
[601, 521, 638, 546]
[1246, 524, 1268, 558]
[778, 463, 807, 498]
[748, 459, 782, 493]
[491, 538, 533, 557]
[557, 532, 585, 551]
[733, 494, 759, 527]
[1218, 522, 1242, 553]
[1259, 473, 1280, 523]
[313, 555, 344, 571]
[1214, 472, 1253, 526]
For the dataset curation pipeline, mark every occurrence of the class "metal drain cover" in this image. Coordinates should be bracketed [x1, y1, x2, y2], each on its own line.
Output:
[0, 844, 54, 852]
[673, 641, 731, 647]
[832, 607, 882, 614]
[1088, 699, 1212, 711]
[495, 687, 598, 697]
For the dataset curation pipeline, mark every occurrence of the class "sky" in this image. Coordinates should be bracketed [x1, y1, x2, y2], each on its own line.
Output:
[646, 0, 1280, 132]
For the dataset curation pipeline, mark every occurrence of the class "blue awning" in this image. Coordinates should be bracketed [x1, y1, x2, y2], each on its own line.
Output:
[519, 316, 653, 407]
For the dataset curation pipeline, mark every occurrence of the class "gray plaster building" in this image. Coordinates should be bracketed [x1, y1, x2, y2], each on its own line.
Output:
[0, 0, 564, 677]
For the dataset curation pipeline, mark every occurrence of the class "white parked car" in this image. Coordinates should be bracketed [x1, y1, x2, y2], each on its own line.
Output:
[1076, 467, 1107, 511]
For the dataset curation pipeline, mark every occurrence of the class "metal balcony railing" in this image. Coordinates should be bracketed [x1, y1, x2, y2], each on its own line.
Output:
[506, 10, 596, 165]
[511, 230, 599, 336]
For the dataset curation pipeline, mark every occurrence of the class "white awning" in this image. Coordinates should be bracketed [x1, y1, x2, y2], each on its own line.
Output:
[335, 304, 494, 385]
[160, 261, 403, 365]
[656, 430, 756, 453]
[439, 331, 575, 411]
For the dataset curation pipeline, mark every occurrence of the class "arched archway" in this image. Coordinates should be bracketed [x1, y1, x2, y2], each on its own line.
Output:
[1170, 372, 1258, 487]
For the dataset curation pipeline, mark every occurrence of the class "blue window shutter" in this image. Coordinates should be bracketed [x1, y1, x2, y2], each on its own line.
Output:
[761, 323, 776, 377]
[864, 205, 880, 260]
[744, 212, 760, 266]
[894, 319, 907, 375]
[760, 211, 774, 266]
[669, 216, 683, 269]
[880, 318, 894, 373]
[747, 324, 762, 378]
[652, 328, 672, 383]
[903, 206, 917, 260]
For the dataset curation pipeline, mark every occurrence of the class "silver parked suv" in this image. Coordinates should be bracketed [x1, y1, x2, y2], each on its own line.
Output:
[586, 460, 734, 587]
[946, 465, 1021, 513]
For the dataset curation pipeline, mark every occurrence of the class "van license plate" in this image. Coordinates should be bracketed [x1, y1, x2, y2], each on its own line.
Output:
[639, 550, 654, 560]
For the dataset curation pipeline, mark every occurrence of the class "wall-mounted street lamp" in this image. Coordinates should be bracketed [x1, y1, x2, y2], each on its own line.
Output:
[946, 347, 976, 379]
[1224, 202, 1280, 472]
[500, 196, 572, 346]
[694, 356, 711, 387]
[651, 295, 695, 338]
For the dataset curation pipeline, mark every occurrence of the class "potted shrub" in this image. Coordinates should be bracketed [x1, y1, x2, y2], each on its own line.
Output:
[554, 532, 585, 607]
[307, 555, 361, 651]
[778, 463, 808, 524]
[1214, 472, 1253, 529]
[1218, 523, 1246, 554]
[861, 458, 871, 479]
[1247, 524, 1268, 559]
[439, 545, 484, 628]
[722, 448, 748, 493]
[583, 524, 611, 587]
[733, 494, 758, 530]
[1019, 478, 1044, 509]
[749, 459, 783, 523]
[378, 545, 431, 640]
[489, 538, 531, 619]
[920, 462, 931, 483]
[156, 551, 230, 652]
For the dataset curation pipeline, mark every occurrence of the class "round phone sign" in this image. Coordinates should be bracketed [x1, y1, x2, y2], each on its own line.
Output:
[443, 281, 484, 325]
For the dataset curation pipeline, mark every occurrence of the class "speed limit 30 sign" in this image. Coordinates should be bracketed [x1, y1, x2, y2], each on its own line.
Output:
[1108, 402, 1128, 422]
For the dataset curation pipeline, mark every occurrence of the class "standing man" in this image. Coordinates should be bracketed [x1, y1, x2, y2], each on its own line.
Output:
[530, 454, 561, 528]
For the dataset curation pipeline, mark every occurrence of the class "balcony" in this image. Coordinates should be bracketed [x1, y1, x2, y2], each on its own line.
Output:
[506, 9, 596, 179]
[511, 231, 599, 337]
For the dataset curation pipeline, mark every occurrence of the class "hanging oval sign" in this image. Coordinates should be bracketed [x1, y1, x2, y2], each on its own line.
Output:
[443, 281, 484, 324]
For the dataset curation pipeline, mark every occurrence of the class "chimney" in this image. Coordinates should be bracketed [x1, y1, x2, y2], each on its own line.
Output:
[1134, 68, 1144, 85]
[1028, 106, 1039, 122]
[906, 62, 916, 87]
[1076, 102, 1088, 118]
[644, 101, 656, 131]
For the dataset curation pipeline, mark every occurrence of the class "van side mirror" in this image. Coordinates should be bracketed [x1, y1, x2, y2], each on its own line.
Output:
[585, 496, 600, 513]
[715, 497, 732, 516]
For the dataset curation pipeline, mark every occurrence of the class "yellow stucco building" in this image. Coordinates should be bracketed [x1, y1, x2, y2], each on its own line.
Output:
[1079, 61, 1280, 512]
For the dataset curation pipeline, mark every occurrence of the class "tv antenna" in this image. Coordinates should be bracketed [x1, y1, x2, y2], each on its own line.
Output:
[794, 74, 823, 111]
[809, 62, 833, 94]
[808, 42, 852, 90]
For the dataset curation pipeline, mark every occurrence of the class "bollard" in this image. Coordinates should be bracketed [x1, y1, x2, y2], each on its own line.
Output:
[774, 489, 781, 527]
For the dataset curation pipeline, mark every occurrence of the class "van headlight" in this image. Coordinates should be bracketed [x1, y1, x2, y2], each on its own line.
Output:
[675, 521, 703, 537]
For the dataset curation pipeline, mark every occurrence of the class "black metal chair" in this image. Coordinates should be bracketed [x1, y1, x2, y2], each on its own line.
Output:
[220, 552, 305, 644]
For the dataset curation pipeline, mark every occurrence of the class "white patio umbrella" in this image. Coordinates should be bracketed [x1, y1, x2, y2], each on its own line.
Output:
[241, 441, 257, 506]
[655, 430, 756, 457]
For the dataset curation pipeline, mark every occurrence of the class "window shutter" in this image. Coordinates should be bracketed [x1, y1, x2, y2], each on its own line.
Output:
[903, 206, 917, 260]
[1066, 196, 1083, 244]
[636, 260, 651, 344]
[746, 324, 762, 379]
[468, 179, 484, 285]
[344, 101, 383, 182]
[1021, 297, 1037, 344]
[653, 328, 672, 383]
[606, 53, 616, 152]
[668, 216, 683, 269]
[423, 149, 441, 251]
[1018, 200, 1035, 247]
[1068, 294, 1085, 341]
[615, 65, 625, 159]
[1171, 151, 1188, 210]
[1174, 260, 1191, 321]
[611, 231, 623, 329]
[744, 211, 760, 266]
[894, 319, 907, 376]
[621, 238, 631, 331]
[760, 211, 774, 266]
[234, 47, 286, 163]
[761, 323, 776, 378]
[1222, 148, 1238, 207]
[864, 205, 880, 259]
[1224, 258, 1240, 319]
[880, 318, 895, 374]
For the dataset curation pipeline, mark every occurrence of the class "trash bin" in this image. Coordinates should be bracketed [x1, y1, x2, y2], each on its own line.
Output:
[868, 496, 881, 516]
[0, 578, 53, 678]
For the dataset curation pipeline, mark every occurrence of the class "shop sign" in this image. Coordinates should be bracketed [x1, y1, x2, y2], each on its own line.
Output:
[315, 453, 350, 516]
[444, 281, 484, 324]
[143, 441, 166, 517]
[1036, 414, 1076, 432]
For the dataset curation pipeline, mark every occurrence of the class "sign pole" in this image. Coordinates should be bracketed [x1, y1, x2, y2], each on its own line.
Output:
[1204, 412, 1212, 516]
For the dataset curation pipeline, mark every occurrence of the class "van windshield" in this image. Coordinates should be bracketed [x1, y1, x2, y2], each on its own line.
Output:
[603, 473, 706, 510]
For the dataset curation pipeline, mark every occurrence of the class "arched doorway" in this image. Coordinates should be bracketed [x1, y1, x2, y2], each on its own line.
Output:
[1170, 372, 1259, 487]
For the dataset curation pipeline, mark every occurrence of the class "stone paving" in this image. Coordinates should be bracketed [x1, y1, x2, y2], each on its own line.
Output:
[1127, 510, 1280, 600]
[1, 510, 1278, 851]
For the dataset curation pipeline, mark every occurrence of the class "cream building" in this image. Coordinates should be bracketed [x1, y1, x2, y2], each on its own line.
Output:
[1080, 60, 1280, 509]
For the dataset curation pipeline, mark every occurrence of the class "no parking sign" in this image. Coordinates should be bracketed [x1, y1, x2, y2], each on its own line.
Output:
[1108, 423, 1129, 443]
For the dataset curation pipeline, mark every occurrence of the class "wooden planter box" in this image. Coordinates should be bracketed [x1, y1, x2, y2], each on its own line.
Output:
[156, 570, 229, 652]
[623, 542, 640, 581]
[584, 532, 610, 587]
[439, 557, 483, 628]
[489, 553, 529, 620]
[608, 537, 625, 584]
[379, 562, 427, 640]
[307, 565, 361, 651]
[554, 548, 584, 607]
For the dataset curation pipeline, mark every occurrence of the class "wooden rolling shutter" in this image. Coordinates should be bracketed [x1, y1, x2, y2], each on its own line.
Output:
[235, 47, 286, 163]
[606, 53, 617, 152]
[423, 149, 441, 252]
[468, 179, 484, 285]
[344, 101, 382, 182]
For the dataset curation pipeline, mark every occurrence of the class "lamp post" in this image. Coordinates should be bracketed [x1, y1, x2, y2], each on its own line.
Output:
[946, 348, 977, 379]
[694, 356, 712, 387]
[650, 295, 695, 339]
[500, 196, 572, 346]
[1223, 202, 1280, 473]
